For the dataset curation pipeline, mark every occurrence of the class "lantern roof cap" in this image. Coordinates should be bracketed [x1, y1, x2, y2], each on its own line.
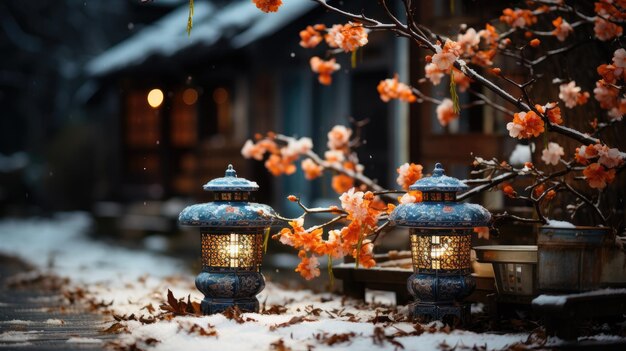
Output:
[203, 164, 259, 192]
[409, 163, 469, 192]
[178, 202, 275, 227]
[389, 202, 491, 227]
[391, 162, 491, 227]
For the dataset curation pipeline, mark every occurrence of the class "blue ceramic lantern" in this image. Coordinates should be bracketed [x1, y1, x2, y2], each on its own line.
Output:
[390, 163, 490, 324]
[179, 165, 276, 314]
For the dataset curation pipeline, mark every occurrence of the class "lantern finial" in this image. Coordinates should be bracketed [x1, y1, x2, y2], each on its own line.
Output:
[225, 164, 237, 177]
[433, 163, 445, 177]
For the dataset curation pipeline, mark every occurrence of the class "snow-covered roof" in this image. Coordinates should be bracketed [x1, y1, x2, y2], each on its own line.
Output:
[86, 0, 316, 76]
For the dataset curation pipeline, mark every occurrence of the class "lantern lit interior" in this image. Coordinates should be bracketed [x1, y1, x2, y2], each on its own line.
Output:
[201, 231, 263, 271]
[410, 229, 472, 273]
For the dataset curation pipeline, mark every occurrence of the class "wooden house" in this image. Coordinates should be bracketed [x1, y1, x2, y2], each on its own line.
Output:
[85, 0, 510, 235]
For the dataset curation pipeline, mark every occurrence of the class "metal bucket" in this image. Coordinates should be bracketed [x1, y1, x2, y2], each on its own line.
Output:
[474, 245, 537, 296]
[537, 226, 612, 293]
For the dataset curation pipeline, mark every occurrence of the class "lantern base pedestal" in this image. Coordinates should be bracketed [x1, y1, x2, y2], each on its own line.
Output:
[200, 297, 259, 315]
[409, 302, 471, 326]
[195, 271, 265, 315]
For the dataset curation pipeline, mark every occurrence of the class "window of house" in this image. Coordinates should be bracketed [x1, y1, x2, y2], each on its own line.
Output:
[170, 88, 199, 195]
[124, 87, 203, 196]
[171, 88, 198, 148]
[125, 90, 162, 184]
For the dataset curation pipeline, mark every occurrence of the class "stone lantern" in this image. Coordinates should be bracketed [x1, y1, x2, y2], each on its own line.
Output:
[178, 165, 276, 314]
[390, 163, 491, 324]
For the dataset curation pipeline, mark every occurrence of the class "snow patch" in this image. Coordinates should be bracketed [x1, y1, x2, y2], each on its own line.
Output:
[0, 320, 33, 325]
[365, 289, 397, 305]
[545, 219, 576, 228]
[508, 144, 532, 165]
[533, 288, 626, 306]
[532, 295, 568, 306]
[66, 337, 103, 344]
[44, 319, 64, 325]
[0, 212, 185, 284]
[0, 331, 40, 342]
[579, 333, 626, 342]
[471, 303, 485, 314]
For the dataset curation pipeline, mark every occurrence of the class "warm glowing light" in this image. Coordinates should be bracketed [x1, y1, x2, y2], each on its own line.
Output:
[429, 236, 451, 269]
[229, 233, 240, 268]
[182, 88, 198, 105]
[213, 87, 229, 105]
[147, 88, 164, 108]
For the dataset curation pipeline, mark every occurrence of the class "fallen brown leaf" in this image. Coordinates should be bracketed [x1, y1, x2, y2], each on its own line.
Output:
[102, 322, 129, 334]
[314, 332, 355, 346]
[270, 339, 292, 351]
[186, 323, 218, 337]
[141, 303, 155, 314]
[269, 316, 312, 331]
[263, 305, 288, 315]
[222, 306, 245, 324]
[372, 326, 404, 350]
[159, 289, 202, 317]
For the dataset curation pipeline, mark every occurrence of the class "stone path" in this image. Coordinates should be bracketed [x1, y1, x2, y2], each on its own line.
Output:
[0, 255, 115, 350]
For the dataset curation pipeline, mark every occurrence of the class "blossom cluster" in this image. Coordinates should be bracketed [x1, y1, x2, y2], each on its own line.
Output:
[595, 49, 626, 121]
[324, 125, 365, 194]
[593, 1, 624, 41]
[298, 22, 368, 85]
[240, 125, 367, 195]
[552, 17, 574, 42]
[279, 189, 384, 279]
[300, 22, 369, 52]
[310, 57, 340, 86]
[559, 82, 589, 109]
[506, 111, 545, 139]
[396, 162, 423, 190]
[575, 143, 624, 189]
[241, 133, 312, 176]
[499, 8, 538, 28]
[377, 75, 416, 103]
[423, 23, 501, 91]
[252, 0, 282, 13]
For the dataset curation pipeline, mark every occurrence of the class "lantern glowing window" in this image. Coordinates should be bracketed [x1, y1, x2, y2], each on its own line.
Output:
[410, 230, 472, 271]
[201, 232, 263, 270]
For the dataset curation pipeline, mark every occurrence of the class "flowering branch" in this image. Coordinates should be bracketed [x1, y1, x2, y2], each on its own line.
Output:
[273, 134, 389, 194]
[241, 0, 626, 279]
[315, 0, 612, 146]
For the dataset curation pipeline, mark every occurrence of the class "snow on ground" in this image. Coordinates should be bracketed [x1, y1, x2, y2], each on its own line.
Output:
[0, 213, 533, 350]
[0, 330, 40, 342]
[44, 319, 64, 325]
[66, 337, 104, 344]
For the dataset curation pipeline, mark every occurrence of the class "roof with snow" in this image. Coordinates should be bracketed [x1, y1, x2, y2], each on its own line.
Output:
[86, 0, 316, 76]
